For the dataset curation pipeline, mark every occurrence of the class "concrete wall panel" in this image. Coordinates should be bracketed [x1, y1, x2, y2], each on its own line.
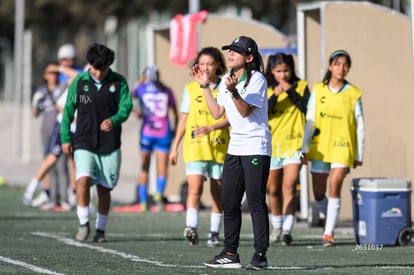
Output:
[300, 1, 414, 221]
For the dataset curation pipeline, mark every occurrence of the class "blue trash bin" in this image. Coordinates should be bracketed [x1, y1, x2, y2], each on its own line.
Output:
[351, 178, 412, 246]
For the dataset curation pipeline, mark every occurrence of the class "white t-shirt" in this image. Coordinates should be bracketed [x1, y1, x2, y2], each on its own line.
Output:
[57, 88, 77, 133]
[217, 71, 271, 156]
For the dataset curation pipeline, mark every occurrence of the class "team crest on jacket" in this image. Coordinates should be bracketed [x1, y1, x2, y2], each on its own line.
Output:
[83, 85, 89, 92]
[109, 84, 116, 93]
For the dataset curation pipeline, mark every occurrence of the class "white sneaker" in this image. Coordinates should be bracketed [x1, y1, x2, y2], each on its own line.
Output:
[31, 191, 49, 207]
[76, 223, 90, 241]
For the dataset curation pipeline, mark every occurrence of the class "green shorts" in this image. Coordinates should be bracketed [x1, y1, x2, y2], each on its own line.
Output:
[310, 160, 348, 174]
[270, 156, 301, 170]
[74, 149, 121, 189]
[185, 161, 223, 180]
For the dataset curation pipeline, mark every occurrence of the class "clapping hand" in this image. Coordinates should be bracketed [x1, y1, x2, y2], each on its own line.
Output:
[191, 64, 209, 86]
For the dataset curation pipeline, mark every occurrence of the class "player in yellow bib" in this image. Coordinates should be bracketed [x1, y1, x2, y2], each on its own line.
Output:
[302, 50, 365, 247]
[265, 53, 310, 245]
[169, 47, 229, 247]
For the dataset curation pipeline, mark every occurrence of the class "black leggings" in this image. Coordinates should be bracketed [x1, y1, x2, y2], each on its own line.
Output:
[221, 154, 270, 254]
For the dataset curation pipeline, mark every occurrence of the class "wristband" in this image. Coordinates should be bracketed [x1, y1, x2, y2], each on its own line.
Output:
[231, 89, 240, 98]
[200, 82, 210, 89]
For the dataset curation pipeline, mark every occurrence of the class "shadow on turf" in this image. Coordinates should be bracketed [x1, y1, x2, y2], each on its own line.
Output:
[271, 239, 356, 247]
[104, 236, 203, 243]
[83, 236, 356, 248]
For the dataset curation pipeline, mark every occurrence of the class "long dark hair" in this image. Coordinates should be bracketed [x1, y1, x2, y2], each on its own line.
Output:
[322, 50, 352, 84]
[243, 51, 264, 89]
[264, 53, 300, 89]
[191, 47, 227, 77]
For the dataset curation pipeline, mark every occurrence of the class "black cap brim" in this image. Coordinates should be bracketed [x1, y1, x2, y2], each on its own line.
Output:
[222, 45, 248, 55]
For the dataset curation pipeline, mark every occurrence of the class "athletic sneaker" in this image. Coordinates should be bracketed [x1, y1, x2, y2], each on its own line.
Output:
[93, 229, 106, 243]
[245, 252, 268, 270]
[31, 191, 49, 207]
[269, 228, 282, 243]
[207, 231, 220, 247]
[281, 232, 293, 246]
[76, 222, 90, 241]
[203, 251, 242, 269]
[322, 234, 335, 247]
[183, 227, 199, 246]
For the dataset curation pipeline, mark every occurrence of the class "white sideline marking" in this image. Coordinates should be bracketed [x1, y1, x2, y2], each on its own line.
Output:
[0, 256, 66, 274]
[30, 232, 329, 271]
[34, 232, 410, 271]
[32, 232, 203, 269]
[379, 266, 414, 269]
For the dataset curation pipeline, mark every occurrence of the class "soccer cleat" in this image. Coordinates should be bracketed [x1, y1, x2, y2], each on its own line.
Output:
[245, 252, 268, 270]
[183, 227, 199, 246]
[269, 228, 282, 243]
[93, 229, 106, 243]
[203, 251, 242, 269]
[281, 232, 293, 246]
[76, 222, 90, 241]
[322, 234, 335, 248]
[207, 231, 220, 247]
[31, 191, 49, 207]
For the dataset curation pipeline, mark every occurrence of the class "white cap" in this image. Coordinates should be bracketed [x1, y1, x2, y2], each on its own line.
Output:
[58, 43, 76, 60]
